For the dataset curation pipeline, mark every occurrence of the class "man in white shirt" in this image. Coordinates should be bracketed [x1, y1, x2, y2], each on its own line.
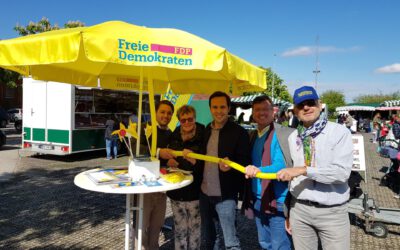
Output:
[277, 86, 353, 250]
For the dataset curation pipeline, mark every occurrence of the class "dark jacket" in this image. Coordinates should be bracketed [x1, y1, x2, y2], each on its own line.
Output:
[166, 123, 205, 201]
[104, 119, 119, 140]
[131, 125, 172, 166]
[201, 120, 251, 200]
[155, 126, 172, 149]
[393, 120, 400, 141]
[154, 127, 172, 166]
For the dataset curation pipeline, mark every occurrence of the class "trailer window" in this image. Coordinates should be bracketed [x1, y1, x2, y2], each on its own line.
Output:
[74, 87, 156, 129]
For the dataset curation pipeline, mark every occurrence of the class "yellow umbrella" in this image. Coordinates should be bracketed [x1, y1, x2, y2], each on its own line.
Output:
[0, 20, 265, 94]
[0, 20, 266, 158]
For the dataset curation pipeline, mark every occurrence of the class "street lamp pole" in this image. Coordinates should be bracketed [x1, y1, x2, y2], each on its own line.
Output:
[313, 35, 320, 90]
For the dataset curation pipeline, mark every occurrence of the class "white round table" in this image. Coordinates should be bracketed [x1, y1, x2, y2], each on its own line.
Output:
[74, 169, 193, 250]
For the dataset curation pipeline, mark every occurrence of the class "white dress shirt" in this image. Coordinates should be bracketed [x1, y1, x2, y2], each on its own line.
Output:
[288, 121, 353, 205]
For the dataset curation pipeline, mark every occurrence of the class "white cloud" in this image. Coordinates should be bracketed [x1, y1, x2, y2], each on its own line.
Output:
[281, 46, 361, 57]
[281, 46, 314, 57]
[375, 63, 400, 74]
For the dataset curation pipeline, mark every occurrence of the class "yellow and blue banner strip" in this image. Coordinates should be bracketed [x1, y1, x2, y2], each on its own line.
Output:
[162, 85, 193, 130]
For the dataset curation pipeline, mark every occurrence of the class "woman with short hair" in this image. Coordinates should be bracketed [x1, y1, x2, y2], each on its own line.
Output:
[166, 105, 205, 250]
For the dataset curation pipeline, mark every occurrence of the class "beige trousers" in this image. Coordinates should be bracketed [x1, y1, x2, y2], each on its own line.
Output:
[135, 192, 167, 250]
[290, 201, 349, 250]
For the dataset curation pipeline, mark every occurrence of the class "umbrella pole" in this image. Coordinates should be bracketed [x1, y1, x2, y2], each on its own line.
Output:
[134, 67, 144, 250]
[136, 67, 144, 156]
[148, 72, 157, 157]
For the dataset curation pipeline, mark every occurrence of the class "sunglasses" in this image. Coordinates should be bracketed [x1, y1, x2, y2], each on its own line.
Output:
[296, 100, 318, 109]
[180, 117, 194, 124]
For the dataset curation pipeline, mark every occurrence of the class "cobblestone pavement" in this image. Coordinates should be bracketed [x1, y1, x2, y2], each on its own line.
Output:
[0, 133, 399, 249]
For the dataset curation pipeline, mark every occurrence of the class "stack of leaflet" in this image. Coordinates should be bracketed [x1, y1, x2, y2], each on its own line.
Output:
[86, 168, 131, 185]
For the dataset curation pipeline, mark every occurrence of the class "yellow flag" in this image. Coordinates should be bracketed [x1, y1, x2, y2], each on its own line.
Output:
[127, 120, 138, 139]
[145, 123, 152, 140]
[111, 123, 127, 141]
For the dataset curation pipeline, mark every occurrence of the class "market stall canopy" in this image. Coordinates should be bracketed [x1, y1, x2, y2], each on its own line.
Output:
[231, 93, 291, 107]
[336, 106, 376, 112]
[0, 20, 266, 95]
[376, 100, 400, 110]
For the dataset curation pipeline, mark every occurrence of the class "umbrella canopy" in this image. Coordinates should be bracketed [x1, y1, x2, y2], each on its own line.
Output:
[0, 20, 266, 157]
[0, 20, 266, 95]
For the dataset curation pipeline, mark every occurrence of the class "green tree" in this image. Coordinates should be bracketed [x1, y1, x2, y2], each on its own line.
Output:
[320, 90, 346, 118]
[353, 91, 400, 104]
[265, 67, 292, 102]
[0, 17, 85, 87]
[14, 17, 84, 36]
[0, 68, 20, 88]
[245, 66, 292, 102]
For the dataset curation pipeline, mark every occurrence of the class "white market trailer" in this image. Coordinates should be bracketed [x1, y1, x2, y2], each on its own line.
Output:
[22, 78, 149, 155]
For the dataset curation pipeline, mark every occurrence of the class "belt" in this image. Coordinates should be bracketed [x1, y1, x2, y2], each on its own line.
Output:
[295, 199, 346, 208]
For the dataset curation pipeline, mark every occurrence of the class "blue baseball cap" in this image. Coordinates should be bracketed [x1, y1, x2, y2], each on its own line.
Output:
[293, 86, 319, 105]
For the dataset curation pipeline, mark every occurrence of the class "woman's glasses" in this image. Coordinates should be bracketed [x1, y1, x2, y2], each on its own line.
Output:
[180, 117, 194, 124]
[296, 100, 317, 109]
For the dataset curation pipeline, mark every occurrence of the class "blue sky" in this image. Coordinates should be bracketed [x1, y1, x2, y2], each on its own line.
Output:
[1, 0, 399, 102]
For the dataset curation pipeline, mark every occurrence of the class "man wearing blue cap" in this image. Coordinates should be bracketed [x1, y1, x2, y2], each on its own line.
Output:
[277, 86, 353, 250]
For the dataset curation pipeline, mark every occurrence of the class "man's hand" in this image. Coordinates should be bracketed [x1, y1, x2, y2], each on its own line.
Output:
[245, 165, 260, 179]
[276, 167, 307, 181]
[167, 159, 179, 168]
[182, 149, 196, 165]
[285, 218, 292, 235]
[159, 148, 175, 160]
[219, 157, 231, 172]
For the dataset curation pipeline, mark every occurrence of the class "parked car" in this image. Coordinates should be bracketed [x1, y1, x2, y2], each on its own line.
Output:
[0, 107, 9, 128]
[7, 108, 22, 122]
[0, 130, 6, 149]
[14, 117, 22, 133]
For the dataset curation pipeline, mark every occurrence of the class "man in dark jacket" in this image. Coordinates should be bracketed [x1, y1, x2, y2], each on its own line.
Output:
[200, 91, 251, 250]
[138, 100, 174, 250]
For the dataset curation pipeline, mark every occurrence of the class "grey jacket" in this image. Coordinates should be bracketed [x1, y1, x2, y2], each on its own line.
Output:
[274, 123, 294, 168]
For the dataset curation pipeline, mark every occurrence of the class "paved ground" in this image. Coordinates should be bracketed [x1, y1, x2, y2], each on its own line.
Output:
[0, 125, 23, 182]
[0, 131, 399, 249]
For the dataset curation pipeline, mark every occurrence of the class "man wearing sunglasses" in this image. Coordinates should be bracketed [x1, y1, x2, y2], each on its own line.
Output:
[276, 86, 353, 250]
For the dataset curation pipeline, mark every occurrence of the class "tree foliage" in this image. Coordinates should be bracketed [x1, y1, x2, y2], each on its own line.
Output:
[245, 66, 292, 102]
[320, 90, 346, 118]
[14, 17, 84, 36]
[353, 92, 400, 104]
[0, 17, 85, 87]
[0, 68, 21, 88]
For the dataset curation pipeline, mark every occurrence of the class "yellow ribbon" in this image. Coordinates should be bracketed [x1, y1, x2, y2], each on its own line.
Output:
[172, 151, 277, 180]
